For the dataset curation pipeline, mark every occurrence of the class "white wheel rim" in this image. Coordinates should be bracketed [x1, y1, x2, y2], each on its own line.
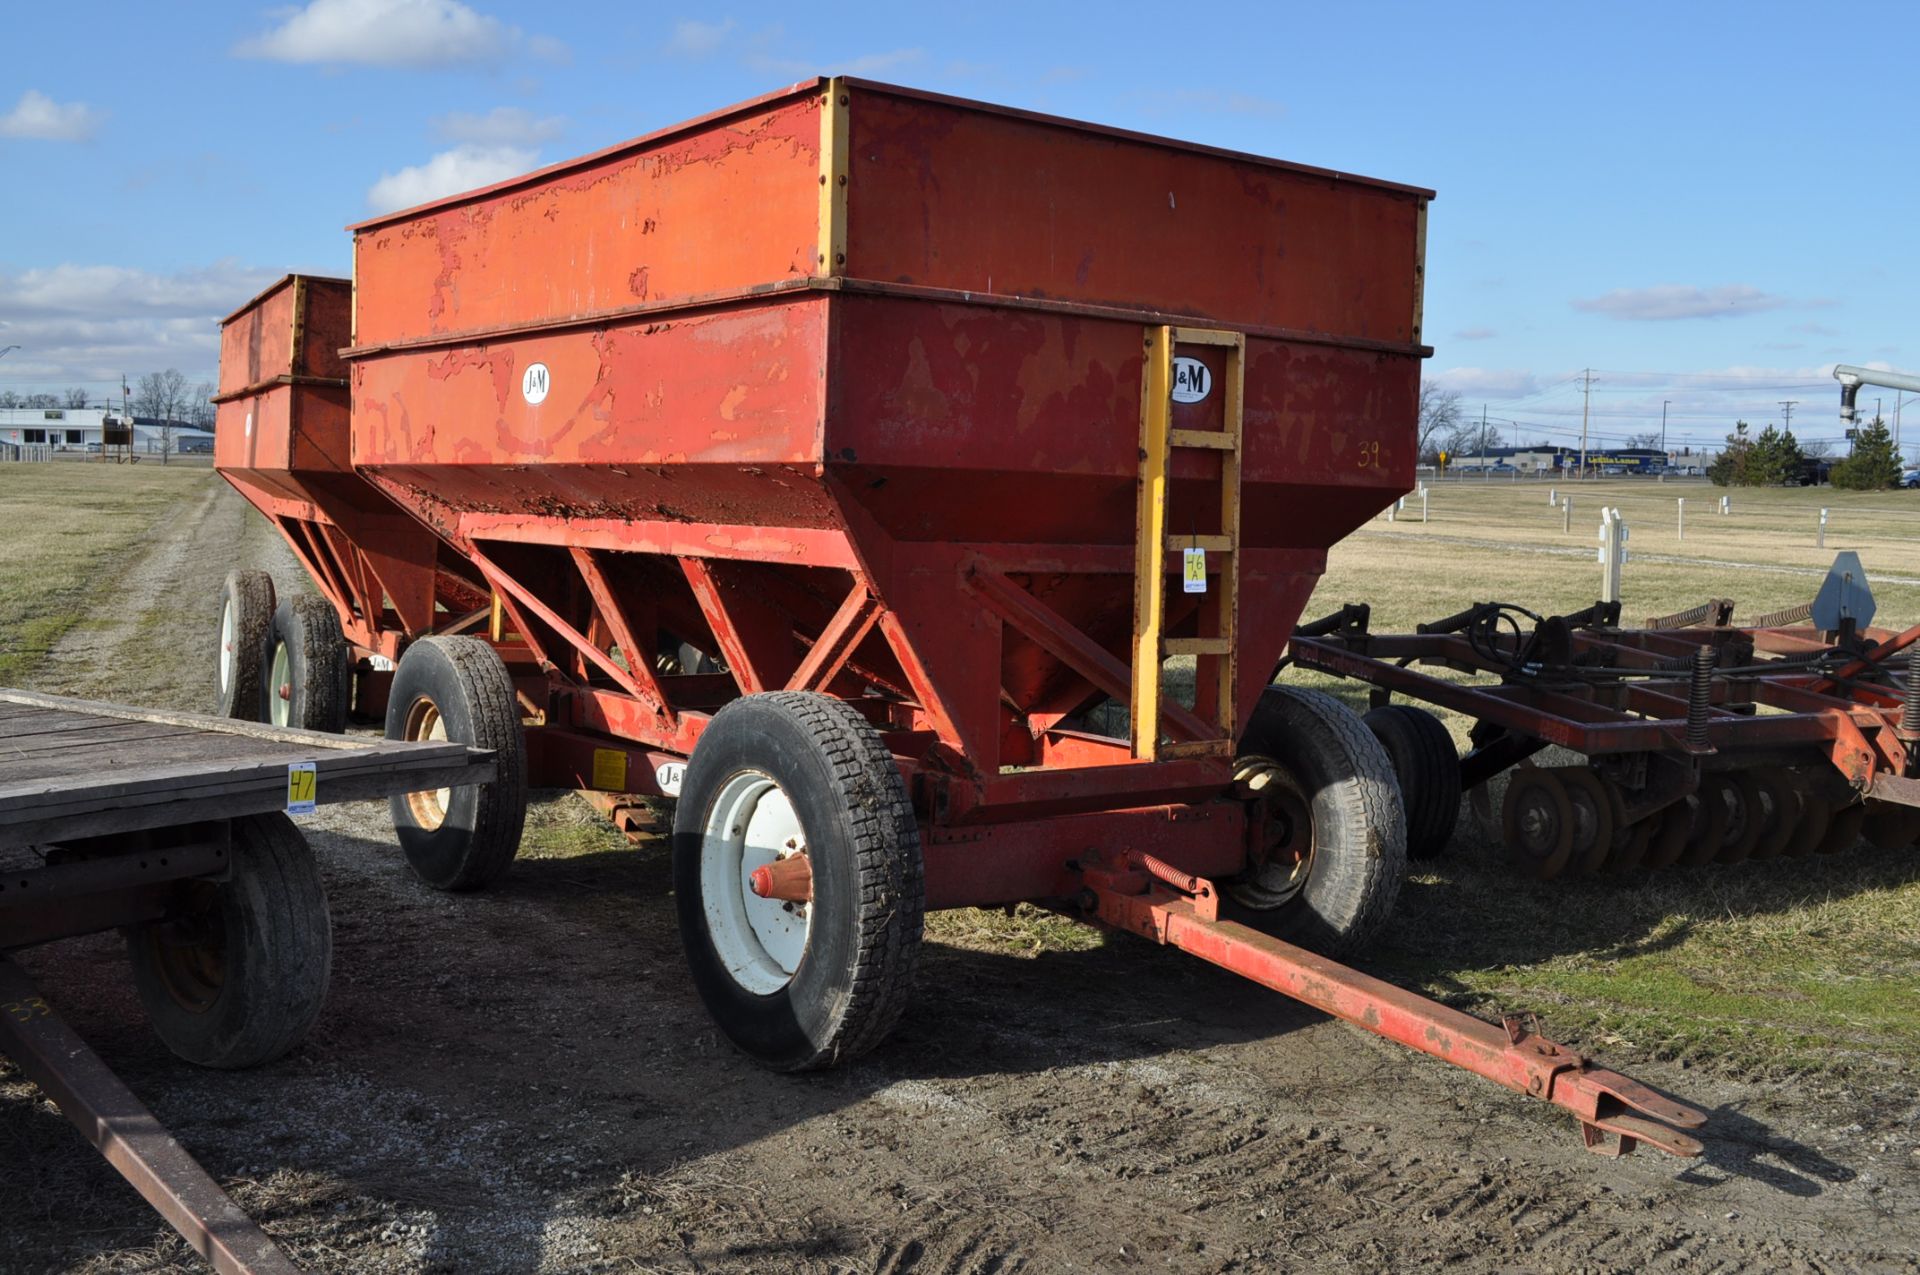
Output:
[700, 770, 812, 995]
[219, 598, 235, 693]
[403, 698, 453, 827]
[269, 640, 292, 727]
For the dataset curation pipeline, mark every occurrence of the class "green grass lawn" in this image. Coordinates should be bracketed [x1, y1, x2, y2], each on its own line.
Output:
[0, 462, 213, 683]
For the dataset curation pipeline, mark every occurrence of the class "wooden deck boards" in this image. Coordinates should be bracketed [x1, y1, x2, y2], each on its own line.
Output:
[0, 689, 494, 845]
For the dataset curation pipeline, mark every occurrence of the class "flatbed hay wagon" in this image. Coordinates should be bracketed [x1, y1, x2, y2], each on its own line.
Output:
[213, 77, 1707, 1155]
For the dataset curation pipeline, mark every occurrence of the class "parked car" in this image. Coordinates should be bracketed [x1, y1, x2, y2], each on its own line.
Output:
[1900, 470, 1920, 489]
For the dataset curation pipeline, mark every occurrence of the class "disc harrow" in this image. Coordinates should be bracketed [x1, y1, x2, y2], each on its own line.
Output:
[1291, 592, 1920, 877]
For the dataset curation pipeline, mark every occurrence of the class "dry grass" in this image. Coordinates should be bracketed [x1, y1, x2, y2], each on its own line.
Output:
[0, 462, 212, 683]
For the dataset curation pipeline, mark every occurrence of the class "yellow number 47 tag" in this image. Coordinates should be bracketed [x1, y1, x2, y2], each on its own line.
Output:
[1182, 547, 1207, 594]
[286, 761, 317, 815]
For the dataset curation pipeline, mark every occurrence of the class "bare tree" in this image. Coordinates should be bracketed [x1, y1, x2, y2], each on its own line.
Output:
[64, 387, 90, 409]
[1801, 437, 1833, 459]
[23, 392, 59, 409]
[188, 380, 216, 430]
[0, 392, 19, 409]
[1624, 431, 1662, 449]
[133, 369, 194, 461]
[1417, 384, 1462, 462]
[1444, 416, 1503, 460]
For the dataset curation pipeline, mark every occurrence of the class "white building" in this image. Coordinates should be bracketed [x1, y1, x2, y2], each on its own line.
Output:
[0, 406, 212, 454]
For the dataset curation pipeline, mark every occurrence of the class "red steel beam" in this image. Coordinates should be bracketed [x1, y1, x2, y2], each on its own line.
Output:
[568, 546, 675, 724]
[0, 959, 302, 1274]
[1081, 868, 1706, 1157]
[786, 577, 880, 693]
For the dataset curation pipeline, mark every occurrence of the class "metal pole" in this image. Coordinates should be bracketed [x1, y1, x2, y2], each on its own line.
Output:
[1421, 486, 1429, 523]
[0, 959, 303, 1275]
[1676, 497, 1684, 541]
[1563, 496, 1572, 534]
[1661, 399, 1669, 460]
[1818, 507, 1828, 548]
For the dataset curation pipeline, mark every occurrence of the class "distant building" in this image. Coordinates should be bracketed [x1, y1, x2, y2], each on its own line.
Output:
[0, 406, 212, 454]
[1444, 445, 1670, 475]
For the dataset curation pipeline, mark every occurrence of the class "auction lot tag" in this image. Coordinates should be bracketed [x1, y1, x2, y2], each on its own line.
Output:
[286, 761, 318, 815]
[1183, 547, 1207, 594]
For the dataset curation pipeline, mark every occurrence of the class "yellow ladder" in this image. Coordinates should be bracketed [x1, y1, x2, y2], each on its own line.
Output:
[1132, 324, 1245, 761]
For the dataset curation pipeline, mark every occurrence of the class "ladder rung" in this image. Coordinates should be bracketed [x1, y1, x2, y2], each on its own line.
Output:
[1159, 737, 1234, 759]
[1168, 429, 1237, 451]
[1165, 534, 1234, 553]
[1164, 637, 1232, 657]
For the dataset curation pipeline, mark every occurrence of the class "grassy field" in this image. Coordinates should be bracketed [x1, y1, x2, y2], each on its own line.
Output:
[0, 462, 214, 684]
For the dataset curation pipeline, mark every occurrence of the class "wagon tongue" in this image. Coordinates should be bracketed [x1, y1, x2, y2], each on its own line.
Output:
[1080, 849, 1709, 1157]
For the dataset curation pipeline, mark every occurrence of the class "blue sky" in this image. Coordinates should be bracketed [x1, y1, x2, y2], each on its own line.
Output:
[2, 1, 1915, 452]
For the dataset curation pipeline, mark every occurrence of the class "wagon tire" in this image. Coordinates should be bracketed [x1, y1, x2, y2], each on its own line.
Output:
[215, 570, 275, 720]
[673, 691, 924, 1071]
[1362, 704, 1461, 861]
[125, 814, 331, 1069]
[386, 636, 527, 891]
[267, 595, 350, 733]
[1228, 686, 1405, 956]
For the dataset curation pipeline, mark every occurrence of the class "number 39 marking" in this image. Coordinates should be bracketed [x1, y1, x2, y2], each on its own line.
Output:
[1356, 441, 1382, 468]
[3, 997, 51, 1024]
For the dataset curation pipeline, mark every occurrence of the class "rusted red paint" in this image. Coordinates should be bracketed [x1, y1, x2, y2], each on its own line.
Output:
[843, 84, 1427, 341]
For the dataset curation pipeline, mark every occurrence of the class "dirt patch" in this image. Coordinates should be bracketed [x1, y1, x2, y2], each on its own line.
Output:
[3, 483, 1918, 1273]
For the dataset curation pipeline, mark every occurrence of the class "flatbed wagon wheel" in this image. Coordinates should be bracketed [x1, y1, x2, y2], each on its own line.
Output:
[125, 814, 331, 1069]
[1501, 767, 1575, 880]
[1860, 801, 1920, 851]
[672, 691, 924, 1071]
[1557, 767, 1617, 876]
[386, 636, 528, 891]
[1228, 687, 1405, 955]
[1362, 704, 1461, 861]
[214, 570, 275, 720]
[267, 595, 350, 732]
[1817, 802, 1867, 856]
[1747, 768, 1802, 862]
[1677, 778, 1733, 868]
[1712, 771, 1766, 865]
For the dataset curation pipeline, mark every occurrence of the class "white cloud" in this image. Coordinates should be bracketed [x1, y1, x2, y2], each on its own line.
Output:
[667, 17, 736, 56]
[1570, 284, 1803, 321]
[0, 90, 104, 142]
[1428, 367, 1541, 400]
[235, 0, 562, 68]
[432, 106, 564, 145]
[1453, 327, 1497, 341]
[366, 144, 537, 213]
[0, 260, 285, 386]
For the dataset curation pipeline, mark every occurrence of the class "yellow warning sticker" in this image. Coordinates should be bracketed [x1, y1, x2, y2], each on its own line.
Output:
[592, 747, 628, 790]
[1182, 547, 1207, 594]
[286, 761, 317, 815]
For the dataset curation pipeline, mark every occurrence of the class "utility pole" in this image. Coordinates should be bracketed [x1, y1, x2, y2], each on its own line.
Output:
[1779, 399, 1798, 437]
[1661, 399, 1670, 461]
[1579, 368, 1593, 478]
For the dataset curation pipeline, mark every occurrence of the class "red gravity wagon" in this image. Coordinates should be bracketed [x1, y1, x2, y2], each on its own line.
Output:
[212, 78, 1704, 1156]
